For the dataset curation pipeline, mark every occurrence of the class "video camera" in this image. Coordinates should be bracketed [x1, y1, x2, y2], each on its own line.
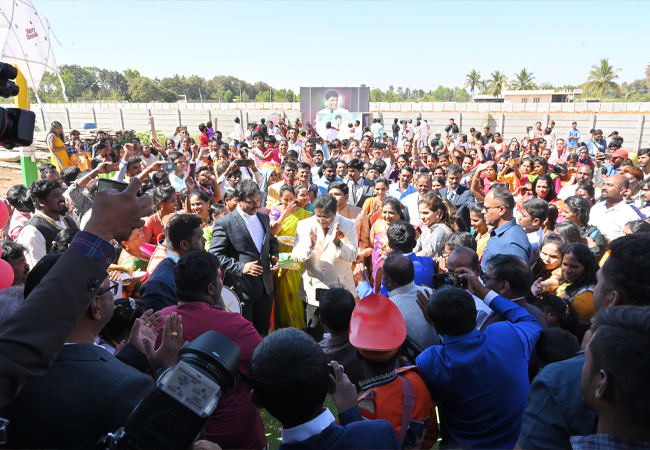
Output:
[98, 330, 241, 450]
[0, 62, 36, 149]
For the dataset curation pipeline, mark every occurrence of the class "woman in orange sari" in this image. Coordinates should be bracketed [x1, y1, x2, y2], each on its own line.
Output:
[362, 176, 389, 227]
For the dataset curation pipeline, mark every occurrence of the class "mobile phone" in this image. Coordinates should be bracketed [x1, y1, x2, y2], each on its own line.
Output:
[510, 157, 521, 165]
[327, 363, 344, 378]
[401, 335, 426, 364]
[432, 272, 468, 290]
[98, 178, 129, 193]
[315, 288, 328, 302]
[236, 159, 251, 167]
[161, 163, 177, 172]
[187, 161, 197, 179]
[603, 154, 612, 161]
[373, 142, 387, 149]
[308, 138, 319, 144]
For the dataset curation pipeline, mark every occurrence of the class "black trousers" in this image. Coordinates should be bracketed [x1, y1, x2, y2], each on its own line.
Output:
[304, 302, 324, 342]
[240, 291, 273, 337]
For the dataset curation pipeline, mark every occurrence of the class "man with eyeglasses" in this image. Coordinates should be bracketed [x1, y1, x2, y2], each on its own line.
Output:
[292, 194, 358, 340]
[480, 185, 531, 272]
[415, 258, 543, 450]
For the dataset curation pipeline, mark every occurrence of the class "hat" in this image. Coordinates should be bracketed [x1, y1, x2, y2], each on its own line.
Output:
[608, 131, 618, 137]
[349, 294, 406, 361]
[612, 149, 628, 159]
[435, 130, 442, 136]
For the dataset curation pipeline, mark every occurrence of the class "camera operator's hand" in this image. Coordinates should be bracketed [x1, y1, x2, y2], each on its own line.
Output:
[144, 312, 183, 373]
[329, 360, 358, 414]
[84, 177, 153, 242]
[594, 152, 605, 167]
[455, 267, 490, 300]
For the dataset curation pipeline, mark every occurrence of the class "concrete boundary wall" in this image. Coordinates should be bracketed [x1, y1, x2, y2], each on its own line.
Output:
[33, 102, 650, 150]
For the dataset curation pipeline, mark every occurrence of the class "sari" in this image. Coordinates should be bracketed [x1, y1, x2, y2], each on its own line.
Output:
[116, 249, 150, 299]
[46, 133, 71, 172]
[363, 196, 385, 227]
[370, 219, 391, 293]
[270, 207, 312, 329]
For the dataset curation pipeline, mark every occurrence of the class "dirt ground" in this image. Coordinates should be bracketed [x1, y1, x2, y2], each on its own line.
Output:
[0, 166, 24, 195]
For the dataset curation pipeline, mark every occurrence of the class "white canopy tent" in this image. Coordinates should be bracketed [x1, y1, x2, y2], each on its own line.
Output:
[0, 0, 65, 105]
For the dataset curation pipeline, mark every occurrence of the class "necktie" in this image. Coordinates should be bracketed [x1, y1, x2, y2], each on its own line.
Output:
[448, 190, 455, 203]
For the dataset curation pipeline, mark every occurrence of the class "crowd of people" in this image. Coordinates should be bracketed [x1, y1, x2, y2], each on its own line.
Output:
[0, 114, 649, 450]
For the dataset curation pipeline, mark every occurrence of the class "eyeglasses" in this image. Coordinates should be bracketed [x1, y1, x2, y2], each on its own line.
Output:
[482, 204, 505, 212]
[480, 274, 502, 284]
[315, 214, 334, 222]
[98, 281, 119, 296]
[242, 199, 261, 207]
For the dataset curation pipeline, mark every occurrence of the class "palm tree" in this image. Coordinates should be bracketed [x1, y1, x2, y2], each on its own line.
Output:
[464, 70, 482, 94]
[511, 68, 536, 90]
[584, 58, 621, 101]
[486, 70, 508, 97]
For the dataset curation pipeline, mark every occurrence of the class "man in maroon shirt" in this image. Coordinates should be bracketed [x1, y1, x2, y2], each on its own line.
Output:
[155, 251, 266, 449]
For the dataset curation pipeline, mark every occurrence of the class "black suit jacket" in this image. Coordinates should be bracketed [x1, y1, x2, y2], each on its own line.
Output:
[0, 248, 106, 408]
[140, 257, 177, 312]
[210, 209, 279, 299]
[0, 344, 153, 449]
[439, 185, 475, 232]
[346, 177, 375, 207]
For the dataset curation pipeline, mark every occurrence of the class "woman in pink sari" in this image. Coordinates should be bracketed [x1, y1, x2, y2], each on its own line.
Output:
[357, 196, 403, 293]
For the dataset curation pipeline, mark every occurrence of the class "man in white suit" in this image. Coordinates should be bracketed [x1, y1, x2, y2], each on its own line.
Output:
[292, 194, 358, 340]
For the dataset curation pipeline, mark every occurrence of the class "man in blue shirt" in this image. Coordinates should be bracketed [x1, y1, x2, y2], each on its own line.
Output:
[388, 166, 417, 200]
[567, 122, 580, 152]
[416, 265, 543, 449]
[584, 129, 607, 158]
[356, 221, 434, 297]
[480, 185, 531, 271]
[315, 160, 338, 196]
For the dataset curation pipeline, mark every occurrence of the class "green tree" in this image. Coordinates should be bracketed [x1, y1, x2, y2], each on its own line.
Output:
[432, 85, 453, 101]
[583, 58, 621, 101]
[241, 91, 250, 102]
[486, 70, 509, 97]
[95, 69, 130, 100]
[255, 90, 270, 102]
[620, 82, 632, 101]
[59, 65, 98, 100]
[224, 89, 233, 103]
[273, 89, 296, 102]
[464, 69, 482, 94]
[452, 88, 471, 103]
[511, 68, 536, 90]
[123, 68, 141, 79]
[369, 88, 383, 102]
[129, 77, 177, 102]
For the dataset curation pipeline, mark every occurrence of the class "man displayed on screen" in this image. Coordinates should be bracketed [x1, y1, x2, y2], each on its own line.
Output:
[317, 90, 349, 115]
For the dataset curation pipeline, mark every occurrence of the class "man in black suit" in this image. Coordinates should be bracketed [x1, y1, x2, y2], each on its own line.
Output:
[210, 179, 279, 336]
[140, 214, 206, 312]
[439, 164, 475, 232]
[345, 158, 374, 207]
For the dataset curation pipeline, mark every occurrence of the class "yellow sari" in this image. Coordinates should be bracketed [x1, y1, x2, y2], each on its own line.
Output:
[46, 133, 71, 171]
[272, 207, 312, 329]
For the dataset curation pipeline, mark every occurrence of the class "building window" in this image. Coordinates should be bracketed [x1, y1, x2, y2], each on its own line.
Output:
[522, 98, 528, 103]
[533, 98, 540, 103]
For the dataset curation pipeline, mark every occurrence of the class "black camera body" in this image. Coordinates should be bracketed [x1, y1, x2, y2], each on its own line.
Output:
[0, 62, 36, 150]
[99, 331, 241, 450]
[433, 272, 468, 290]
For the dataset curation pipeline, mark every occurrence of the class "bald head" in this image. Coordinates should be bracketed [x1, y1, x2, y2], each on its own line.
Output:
[602, 174, 629, 203]
[448, 247, 480, 274]
[383, 253, 415, 289]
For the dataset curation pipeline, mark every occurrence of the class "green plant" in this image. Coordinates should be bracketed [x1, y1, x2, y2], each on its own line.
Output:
[135, 130, 167, 146]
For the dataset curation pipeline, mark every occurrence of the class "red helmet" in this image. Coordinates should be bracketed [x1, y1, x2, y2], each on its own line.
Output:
[349, 294, 406, 354]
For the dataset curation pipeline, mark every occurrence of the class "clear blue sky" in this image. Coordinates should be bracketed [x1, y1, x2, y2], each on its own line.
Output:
[36, 1, 649, 92]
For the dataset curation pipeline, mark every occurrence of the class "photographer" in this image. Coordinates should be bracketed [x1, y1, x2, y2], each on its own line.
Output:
[153, 251, 266, 450]
[415, 262, 543, 449]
